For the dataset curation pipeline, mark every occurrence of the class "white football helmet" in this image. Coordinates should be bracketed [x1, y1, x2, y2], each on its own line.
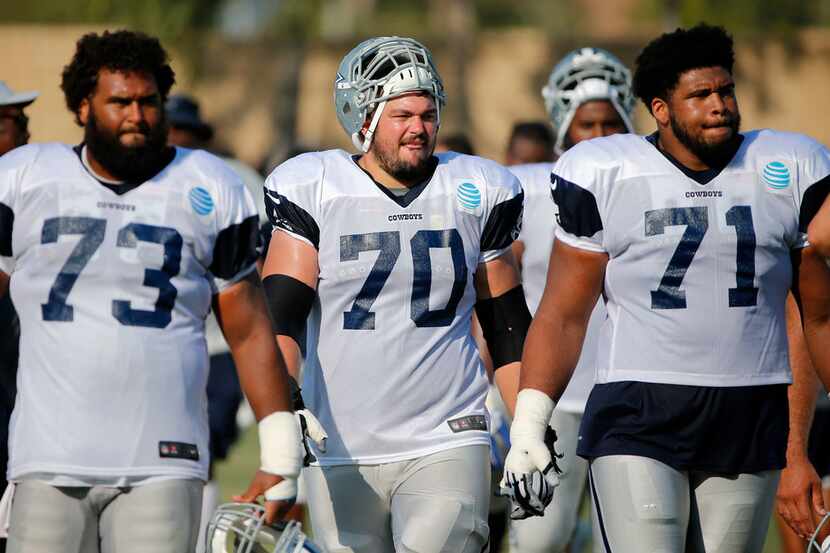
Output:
[808, 512, 830, 552]
[541, 47, 636, 156]
[334, 36, 446, 152]
[207, 503, 324, 553]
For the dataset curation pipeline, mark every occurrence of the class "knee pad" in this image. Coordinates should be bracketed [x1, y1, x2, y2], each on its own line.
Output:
[396, 494, 489, 553]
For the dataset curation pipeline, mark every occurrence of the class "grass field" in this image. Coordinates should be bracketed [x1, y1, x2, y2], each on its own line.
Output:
[215, 426, 785, 552]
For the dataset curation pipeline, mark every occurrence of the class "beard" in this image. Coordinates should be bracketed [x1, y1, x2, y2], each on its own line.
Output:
[670, 110, 742, 167]
[373, 133, 436, 184]
[84, 110, 170, 183]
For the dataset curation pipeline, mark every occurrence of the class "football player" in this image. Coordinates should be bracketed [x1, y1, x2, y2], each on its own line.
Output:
[0, 30, 302, 553]
[261, 36, 530, 553]
[503, 24, 830, 552]
[507, 47, 635, 553]
[505, 121, 555, 166]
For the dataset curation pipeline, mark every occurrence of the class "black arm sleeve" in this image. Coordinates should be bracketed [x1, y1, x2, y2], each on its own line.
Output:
[475, 285, 532, 368]
[263, 274, 315, 349]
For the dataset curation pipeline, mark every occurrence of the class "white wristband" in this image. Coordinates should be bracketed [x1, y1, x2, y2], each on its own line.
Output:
[258, 411, 302, 478]
[511, 388, 555, 442]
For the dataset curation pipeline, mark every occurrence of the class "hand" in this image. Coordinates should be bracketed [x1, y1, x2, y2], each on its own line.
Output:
[777, 455, 826, 539]
[499, 426, 562, 519]
[289, 376, 328, 465]
[233, 470, 296, 524]
[296, 408, 328, 465]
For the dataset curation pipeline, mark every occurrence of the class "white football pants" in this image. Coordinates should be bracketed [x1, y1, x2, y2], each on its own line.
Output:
[7, 478, 203, 553]
[305, 444, 490, 553]
[588, 455, 779, 553]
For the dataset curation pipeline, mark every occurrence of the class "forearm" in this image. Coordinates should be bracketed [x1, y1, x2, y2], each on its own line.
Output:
[519, 311, 586, 400]
[276, 335, 303, 381]
[0, 271, 7, 299]
[785, 293, 819, 461]
[494, 362, 520, 417]
[798, 247, 830, 390]
[230, 323, 293, 420]
[218, 275, 293, 421]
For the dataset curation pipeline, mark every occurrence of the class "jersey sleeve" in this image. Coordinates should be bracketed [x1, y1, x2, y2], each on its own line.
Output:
[478, 164, 524, 263]
[0, 146, 35, 275]
[550, 144, 606, 253]
[263, 154, 323, 250]
[794, 143, 830, 248]
[209, 162, 260, 292]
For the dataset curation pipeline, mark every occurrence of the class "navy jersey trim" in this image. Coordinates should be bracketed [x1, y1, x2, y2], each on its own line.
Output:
[799, 174, 830, 233]
[588, 465, 614, 553]
[480, 191, 524, 252]
[644, 132, 743, 185]
[0, 202, 12, 256]
[352, 155, 438, 208]
[551, 173, 602, 238]
[264, 188, 320, 250]
[577, 381, 789, 474]
[210, 215, 259, 280]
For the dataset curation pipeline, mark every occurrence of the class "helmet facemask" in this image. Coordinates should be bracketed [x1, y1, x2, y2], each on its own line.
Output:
[542, 48, 636, 156]
[335, 37, 446, 152]
[207, 503, 321, 553]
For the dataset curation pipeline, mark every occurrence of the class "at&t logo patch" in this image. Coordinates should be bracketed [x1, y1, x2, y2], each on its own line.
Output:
[762, 161, 790, 190]
[456, 182, 481, 213]
[189, 186, 214, 215]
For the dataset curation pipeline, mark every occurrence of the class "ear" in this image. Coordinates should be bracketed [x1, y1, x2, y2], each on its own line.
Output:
[651, 96, 670, 128]
[78, 97, 90, 126]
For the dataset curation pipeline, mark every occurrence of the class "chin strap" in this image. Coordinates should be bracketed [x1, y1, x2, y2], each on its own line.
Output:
[358, 100, 388, 152]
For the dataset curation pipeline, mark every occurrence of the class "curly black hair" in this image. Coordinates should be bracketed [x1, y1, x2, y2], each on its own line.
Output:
[633, 24, 734, 113]
[61, 30, 175, 126]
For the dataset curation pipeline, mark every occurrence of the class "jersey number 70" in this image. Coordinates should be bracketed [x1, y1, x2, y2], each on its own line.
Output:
[340, 229, 467, 330]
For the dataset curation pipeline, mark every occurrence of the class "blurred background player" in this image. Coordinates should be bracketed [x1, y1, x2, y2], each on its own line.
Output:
[504, 121, 555, 166]
[504, 24, 830, 552]
[508, 47, 635, 553]
[435, 132, 475, 155]
[0, 30, 302, 553]
[0, 82, 36, 157]
[0, 80, 38, 553]
[262, 36, 530, 553]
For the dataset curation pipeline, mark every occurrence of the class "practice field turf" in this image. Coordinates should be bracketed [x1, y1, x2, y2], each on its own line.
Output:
[215, 426, 784, 552]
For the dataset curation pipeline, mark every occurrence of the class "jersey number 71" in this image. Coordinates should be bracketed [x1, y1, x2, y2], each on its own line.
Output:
[646, 205, 758, 309]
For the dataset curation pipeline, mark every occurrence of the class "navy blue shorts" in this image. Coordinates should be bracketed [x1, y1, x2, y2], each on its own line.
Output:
[577, 381, 788, 474]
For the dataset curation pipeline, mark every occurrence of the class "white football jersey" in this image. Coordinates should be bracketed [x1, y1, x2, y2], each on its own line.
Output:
[265, 150, 524, 465]
[552, 130, 830, 387]
[0, 143, 259, 485]
[511, 162, 603, 413]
